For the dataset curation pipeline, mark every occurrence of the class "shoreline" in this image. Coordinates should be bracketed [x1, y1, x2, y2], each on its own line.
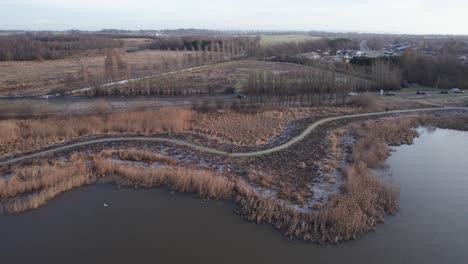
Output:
[1, 110, 468, 244]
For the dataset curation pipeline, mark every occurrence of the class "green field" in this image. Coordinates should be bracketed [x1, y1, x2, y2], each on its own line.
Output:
[0, 31, 21, 36]
[259, 35, 321, 46]
[400, 86, 436, 92]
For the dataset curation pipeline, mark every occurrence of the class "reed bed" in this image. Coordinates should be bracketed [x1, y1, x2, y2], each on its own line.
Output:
[0, 161, 92, 214]
[93, 157, 235, 199]
[13, 109, 193, 139]
[0, 108, 192, 158]
[115, 149, 177, 165]
[4, 114, 464, 243]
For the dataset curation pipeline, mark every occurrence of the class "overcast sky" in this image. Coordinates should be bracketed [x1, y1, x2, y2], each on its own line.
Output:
[2, 0, 468, 35]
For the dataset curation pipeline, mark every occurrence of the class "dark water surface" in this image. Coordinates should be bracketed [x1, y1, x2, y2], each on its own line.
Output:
[1, 128, 467, 264]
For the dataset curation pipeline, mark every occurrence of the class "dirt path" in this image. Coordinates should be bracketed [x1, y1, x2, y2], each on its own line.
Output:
[61, 60, 244, 97]
[0, 107, 465, 166]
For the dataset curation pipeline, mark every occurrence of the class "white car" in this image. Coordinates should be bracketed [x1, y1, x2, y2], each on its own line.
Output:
[450, 88, 464, 94]
[347, 92, 359, 96]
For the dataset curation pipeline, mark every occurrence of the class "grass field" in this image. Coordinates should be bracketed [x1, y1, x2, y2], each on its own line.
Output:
[400, 86, 436, 92]
[0, 49, 200, 96]
[259, 35, 321, 46]
[0, 32, 20, 36]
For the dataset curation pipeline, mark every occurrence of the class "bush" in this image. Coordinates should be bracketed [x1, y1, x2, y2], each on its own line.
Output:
[347, 95, 377, 110]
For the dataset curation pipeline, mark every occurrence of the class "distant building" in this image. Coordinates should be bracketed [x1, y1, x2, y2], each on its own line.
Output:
[336, 49, 358, 59]
[388, 42, 411, 53]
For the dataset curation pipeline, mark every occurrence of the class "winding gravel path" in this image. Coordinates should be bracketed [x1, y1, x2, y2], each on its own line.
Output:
[0, 106, 465, 166]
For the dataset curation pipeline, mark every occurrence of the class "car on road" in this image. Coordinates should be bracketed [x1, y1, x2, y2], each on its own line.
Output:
[440, 90, 450, 94]
[416, 91, 426, 95]
[450, 88, 464, 94]
[385, 91, 397, 96]
[347, 92, 359, 96]
[235, 94, 246, 99]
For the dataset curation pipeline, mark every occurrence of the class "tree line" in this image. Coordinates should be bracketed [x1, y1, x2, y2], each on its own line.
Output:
[242, 69, 360, 107]
[143, 35, 260, 53]
[351, 51, 468, 89]
[0, 34, 122, 61]
[253, 38, 359, 59]
[81, 46, 247, 96]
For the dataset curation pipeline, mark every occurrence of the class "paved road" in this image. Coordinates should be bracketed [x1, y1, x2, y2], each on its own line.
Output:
[1, 106, 465, 166]
[360, 40, 381, 58]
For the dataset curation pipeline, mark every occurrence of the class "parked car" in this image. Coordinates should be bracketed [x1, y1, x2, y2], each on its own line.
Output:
[235, 94, 246, 99]
[416, 91, 426, 95]
[440, 90, 450, 94]
[347, 92, 359, 96]
[450, 88, 464, 94]
[385, 91, 397, 96]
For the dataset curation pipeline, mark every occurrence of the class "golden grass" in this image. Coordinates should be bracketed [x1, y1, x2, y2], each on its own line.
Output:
[115, 149, 177, 165]
[0, 161, 91, 214]
[93, 157, 235, 199]
[0, 108, 192, 158]
[3, 113, 465, 243]
[2, 175, 91, 214]
[247, 169, 273, 188]
[192, 107, 354, 146]
[0, 162, 89, 199]
[0, 121, 19, 145]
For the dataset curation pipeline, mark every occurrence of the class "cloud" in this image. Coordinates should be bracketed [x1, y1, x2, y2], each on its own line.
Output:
[3, 0, 468, 34]
[34, 19, 50, 24]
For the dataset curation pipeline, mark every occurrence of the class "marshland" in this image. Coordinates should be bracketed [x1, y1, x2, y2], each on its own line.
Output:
[2, 4, 468, 262]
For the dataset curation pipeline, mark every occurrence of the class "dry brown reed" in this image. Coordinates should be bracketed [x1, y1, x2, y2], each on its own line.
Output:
[17, 108, 192, 139]
[246, 169, 273, 188]
[116, 149, 177, 165]
[0, 108, 192, 157]
[0, 161, 92, 214]
[93, 157, 234, 199]
[4, 114, 462, 243]
[0, 120, 20, 145]
[0, 162, 89, 199]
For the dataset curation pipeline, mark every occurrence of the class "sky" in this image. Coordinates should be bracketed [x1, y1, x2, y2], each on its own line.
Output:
[1, 0, 468, 35]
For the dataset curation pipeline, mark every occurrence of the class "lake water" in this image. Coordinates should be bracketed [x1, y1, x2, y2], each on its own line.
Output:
[1, 128, 467, 264]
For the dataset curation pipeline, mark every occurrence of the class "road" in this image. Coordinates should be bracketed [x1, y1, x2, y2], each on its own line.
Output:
[360, 40, 381, 58]
[0, 94, 241, 118]
[1, 106, 465, 166]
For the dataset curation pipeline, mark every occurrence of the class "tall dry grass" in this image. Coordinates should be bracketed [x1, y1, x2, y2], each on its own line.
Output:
[0, 120, 20, 145]
[4, 114, 451, 242]
[0, 108, 192, 157]
[2, 174, 91, 214]
[0, 162, 89, 199]
[0, 161, 92, 214]
[246, 169, 273, 188]
[115, 149, 177, 165]
[14, 109, 192, 139]
[94, 157, 234, 199]
[420, 114, 468, 131]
